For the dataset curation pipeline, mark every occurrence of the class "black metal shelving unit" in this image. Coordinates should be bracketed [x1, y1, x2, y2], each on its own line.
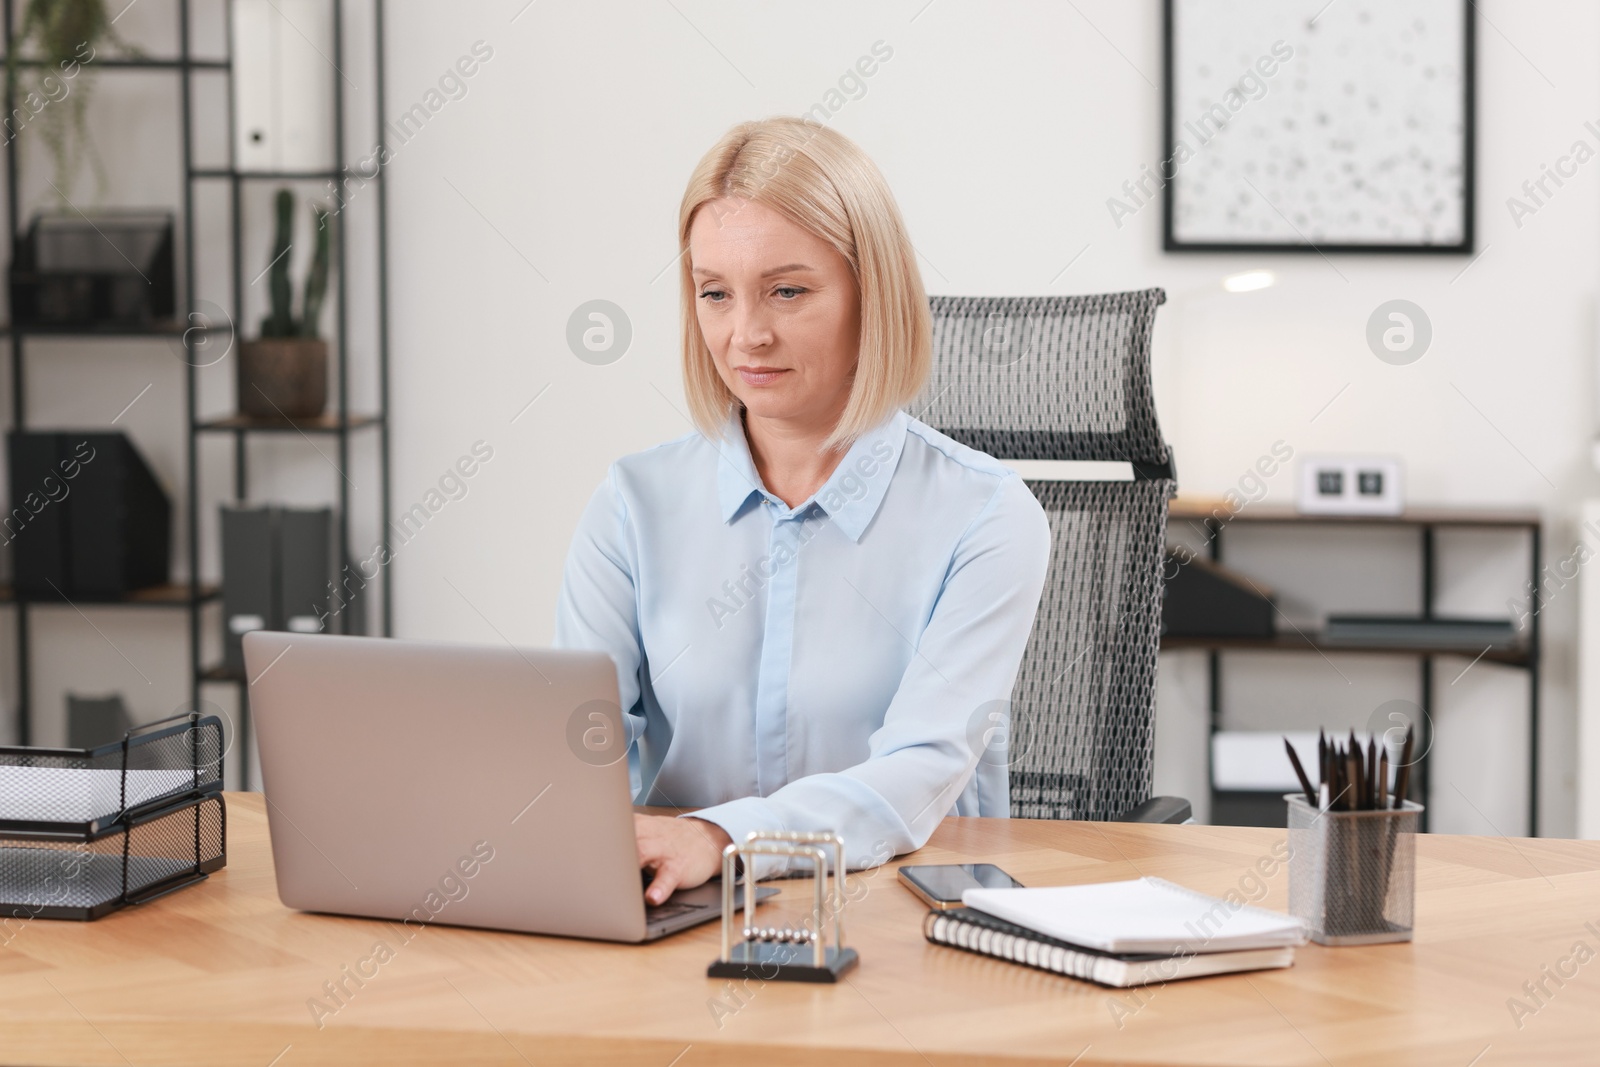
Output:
[1163, 503, 1542, 836]
[1, 0, 393, 789]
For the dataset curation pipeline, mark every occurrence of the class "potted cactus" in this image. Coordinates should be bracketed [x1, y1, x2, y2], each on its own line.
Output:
[238, 189, 332, 419]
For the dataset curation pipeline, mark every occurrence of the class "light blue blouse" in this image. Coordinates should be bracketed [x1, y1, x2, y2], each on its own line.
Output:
[554, 406, 1051, 875]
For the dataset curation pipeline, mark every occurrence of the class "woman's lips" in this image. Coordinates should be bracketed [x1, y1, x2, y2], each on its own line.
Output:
[737, 368, 788, 386]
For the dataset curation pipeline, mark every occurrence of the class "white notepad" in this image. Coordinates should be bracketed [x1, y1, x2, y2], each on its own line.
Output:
[962, 876, 1308, 955]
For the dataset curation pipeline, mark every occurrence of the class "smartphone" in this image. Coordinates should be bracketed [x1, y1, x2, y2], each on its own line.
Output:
[898, 863, 1022, 909]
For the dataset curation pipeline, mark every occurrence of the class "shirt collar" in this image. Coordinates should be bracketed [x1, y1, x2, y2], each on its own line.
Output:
[714, 407, 910, 543]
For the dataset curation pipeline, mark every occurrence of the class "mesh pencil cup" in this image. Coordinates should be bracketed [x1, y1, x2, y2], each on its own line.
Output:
[1285, 794, 1422, 946]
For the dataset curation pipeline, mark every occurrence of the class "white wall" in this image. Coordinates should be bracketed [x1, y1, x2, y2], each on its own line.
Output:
[378, 0, 1596, 836]
[5, 1, 1592, 836]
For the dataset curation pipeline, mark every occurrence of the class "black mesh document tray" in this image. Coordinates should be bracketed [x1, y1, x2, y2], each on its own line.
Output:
[0, 793, 226, 921]
[0, 714, 223, 837]
[8, 211, 177, 327]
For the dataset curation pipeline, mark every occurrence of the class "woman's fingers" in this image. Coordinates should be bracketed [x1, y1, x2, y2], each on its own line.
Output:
[633, 813, 655, 868]
[634, 814, 681, 905]
[633, 814, 736, 905]
[644, 862, 680, 905]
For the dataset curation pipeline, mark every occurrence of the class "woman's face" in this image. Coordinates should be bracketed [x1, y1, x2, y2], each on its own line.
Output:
[689, 197, 861, 431]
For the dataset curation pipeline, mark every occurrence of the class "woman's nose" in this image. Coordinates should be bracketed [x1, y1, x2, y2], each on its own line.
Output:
[730, 301, 774, 351]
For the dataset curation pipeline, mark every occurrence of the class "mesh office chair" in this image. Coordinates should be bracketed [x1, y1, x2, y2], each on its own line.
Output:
[912, 289, 1190, 824]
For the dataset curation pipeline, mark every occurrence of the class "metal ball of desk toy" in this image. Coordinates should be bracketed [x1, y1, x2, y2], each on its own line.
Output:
[707, 830, 859, 983]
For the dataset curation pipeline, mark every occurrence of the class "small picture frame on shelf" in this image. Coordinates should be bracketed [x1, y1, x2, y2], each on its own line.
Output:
[1297, 455, 1403, 516]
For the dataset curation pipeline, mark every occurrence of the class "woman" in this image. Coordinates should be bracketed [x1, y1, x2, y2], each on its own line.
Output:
[555, 117, 1051, 905]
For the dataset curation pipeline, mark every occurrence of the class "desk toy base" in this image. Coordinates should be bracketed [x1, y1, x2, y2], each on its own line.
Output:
[707, 941, 859, 983]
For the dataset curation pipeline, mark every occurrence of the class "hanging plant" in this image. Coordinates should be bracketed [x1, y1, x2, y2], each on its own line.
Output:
[4, 0, 142, 201]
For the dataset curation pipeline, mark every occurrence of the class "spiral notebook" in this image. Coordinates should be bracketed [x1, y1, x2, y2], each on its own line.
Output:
[924, 907, 1296, 988]
[961, 876, 1307, 955]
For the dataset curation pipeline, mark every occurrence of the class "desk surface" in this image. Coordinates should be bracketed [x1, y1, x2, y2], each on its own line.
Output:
[3, 793, 1598, 1067]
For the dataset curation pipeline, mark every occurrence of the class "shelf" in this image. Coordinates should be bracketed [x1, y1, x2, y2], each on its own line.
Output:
[1161, 630, 1532, 666]
[1170, 497, 1541, 529]
[195, 413, 383, 433]
[1, 57, 229, 71]
[190, 168, 381, 182]
[0, 9, 393, 767]
[0, 320, 187, 338]
[0, 582, 220, 606]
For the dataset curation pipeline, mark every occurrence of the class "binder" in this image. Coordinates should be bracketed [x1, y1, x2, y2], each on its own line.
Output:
[232, 0, 335, 172]
[221, 506, 276, 673]
[278, 507, 332, 635]
[221, 504, 361, 670]
[333, 542, 368, 637]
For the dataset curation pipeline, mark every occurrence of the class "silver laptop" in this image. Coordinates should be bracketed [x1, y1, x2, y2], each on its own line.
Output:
[244, 631, 769, 941]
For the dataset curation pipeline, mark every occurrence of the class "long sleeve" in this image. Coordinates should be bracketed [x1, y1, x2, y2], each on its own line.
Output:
[553, 467, 649, 763]
[690, 474, 1052, 878]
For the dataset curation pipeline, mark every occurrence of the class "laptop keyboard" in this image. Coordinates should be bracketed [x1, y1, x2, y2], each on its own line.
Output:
[641, 870, 715, 923]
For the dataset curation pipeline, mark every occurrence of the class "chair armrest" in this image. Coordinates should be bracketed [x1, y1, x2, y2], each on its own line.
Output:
[1113, 796, 1193, 824]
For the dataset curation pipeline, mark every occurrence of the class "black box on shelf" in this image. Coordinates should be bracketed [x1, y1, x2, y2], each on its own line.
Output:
[6, 431, 172, 598]
[8, 211, 176, 328]
[1210, 790, 1289, 829]
[66, 693, 134, 750]
[1161, 551, 1276, 638]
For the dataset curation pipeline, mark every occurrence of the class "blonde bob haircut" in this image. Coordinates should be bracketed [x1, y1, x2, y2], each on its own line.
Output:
[678, 117, 931, 455]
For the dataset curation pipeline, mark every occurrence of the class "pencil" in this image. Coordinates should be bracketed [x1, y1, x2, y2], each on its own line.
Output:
[1285, 737, 1317, 806]
[1349, 732, 1364, 811]
[1392, 726, 1415, 809]
[1367, 736, 1378, 810]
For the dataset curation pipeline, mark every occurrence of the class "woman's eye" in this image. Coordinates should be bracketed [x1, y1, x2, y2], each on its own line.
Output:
[774, 287, 806, 299]
[698, 289, 726, 302]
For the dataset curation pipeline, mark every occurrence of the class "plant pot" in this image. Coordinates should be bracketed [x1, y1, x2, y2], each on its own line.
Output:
[238, 338, 327, 419]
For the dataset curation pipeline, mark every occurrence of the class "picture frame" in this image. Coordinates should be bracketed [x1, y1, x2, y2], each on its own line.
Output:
[1295, 455, 1405, 516]
[1160, 0, 1475, 254]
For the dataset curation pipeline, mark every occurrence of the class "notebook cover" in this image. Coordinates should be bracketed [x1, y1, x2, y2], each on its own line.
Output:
[962, 876, 1307, 954]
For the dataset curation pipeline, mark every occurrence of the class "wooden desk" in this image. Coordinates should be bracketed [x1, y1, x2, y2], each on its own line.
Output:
[3, 794, 1597, 1066]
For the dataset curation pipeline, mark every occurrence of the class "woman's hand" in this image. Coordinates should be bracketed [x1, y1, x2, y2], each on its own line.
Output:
[634, 814, 733, 905]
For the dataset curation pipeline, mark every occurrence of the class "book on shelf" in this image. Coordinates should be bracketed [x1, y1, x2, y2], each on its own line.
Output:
[1322, 614, 1517, 649]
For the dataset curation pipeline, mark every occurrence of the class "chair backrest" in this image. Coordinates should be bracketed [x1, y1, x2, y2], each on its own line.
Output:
[911, 289, 1174, 820]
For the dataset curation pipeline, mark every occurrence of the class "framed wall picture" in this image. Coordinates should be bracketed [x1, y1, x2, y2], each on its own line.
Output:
[1160, 0, 1474, 253]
